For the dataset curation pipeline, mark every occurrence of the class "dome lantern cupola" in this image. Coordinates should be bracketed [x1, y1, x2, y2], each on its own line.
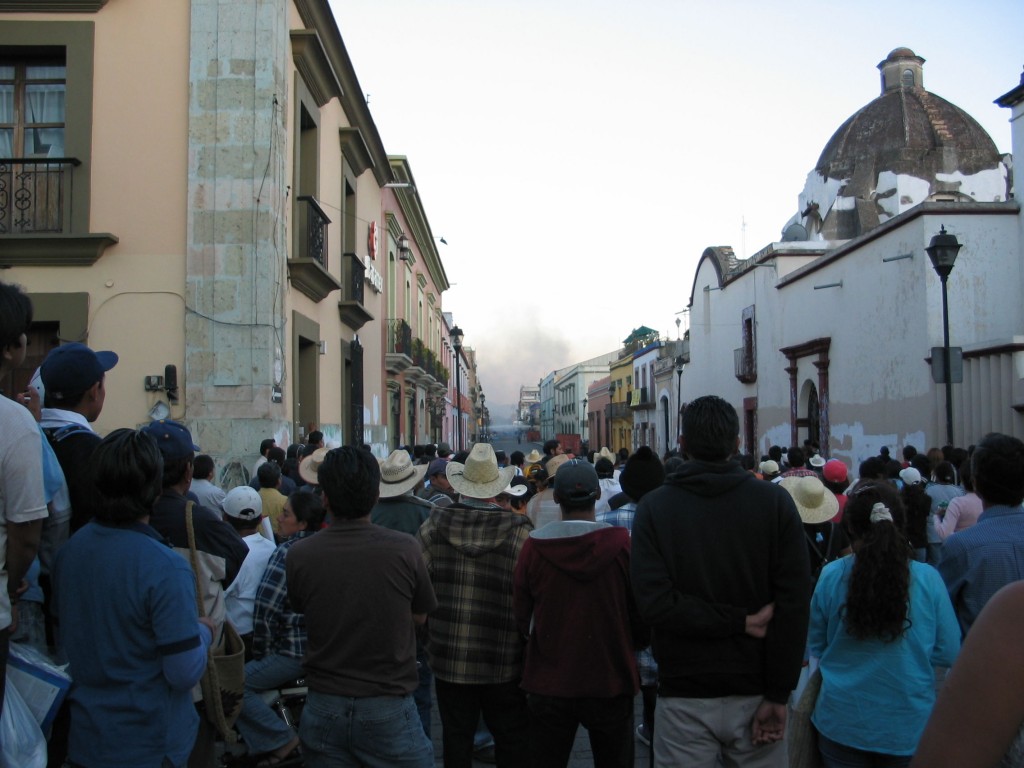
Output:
[879, 47, 925, 93]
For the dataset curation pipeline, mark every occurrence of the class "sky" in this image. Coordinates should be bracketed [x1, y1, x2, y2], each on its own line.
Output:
[328, 0, 1022, 417]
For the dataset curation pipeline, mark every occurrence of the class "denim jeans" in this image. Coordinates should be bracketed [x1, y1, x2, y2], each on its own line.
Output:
[300, 690, 433, 768]
[818, 733, 913, 768]
[413, 641, 433, 739]
[235, 653, 304, 755]
[434, 678, 530, 768]
[527, 693, 634, 768]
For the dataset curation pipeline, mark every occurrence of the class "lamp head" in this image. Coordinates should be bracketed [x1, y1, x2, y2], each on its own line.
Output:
[926, 225, 962, 279]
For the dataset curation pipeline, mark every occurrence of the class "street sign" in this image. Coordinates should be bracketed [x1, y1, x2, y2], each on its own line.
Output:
[931, 347, 963, 384]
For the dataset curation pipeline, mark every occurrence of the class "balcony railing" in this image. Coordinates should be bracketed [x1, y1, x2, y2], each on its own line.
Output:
[734, 347, 756, 383]
[606, 402, 631, 420]
[629, 386, 655, 410]
[341, 252, 365, 304]
[0, 157, 80, 234]
[296, 195, 329, 267]
[387, 319, 413, 357]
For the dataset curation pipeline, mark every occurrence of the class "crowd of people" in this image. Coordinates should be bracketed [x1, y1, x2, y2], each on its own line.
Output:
[3, 280, 1024, 768]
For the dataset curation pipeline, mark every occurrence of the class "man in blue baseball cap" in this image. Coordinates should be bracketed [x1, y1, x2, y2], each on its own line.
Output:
[143, 419, 249, 767]
[38, 342, 118, 533]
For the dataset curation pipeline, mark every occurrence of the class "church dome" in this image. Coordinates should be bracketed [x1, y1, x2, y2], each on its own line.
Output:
[789, 48, 1008, 242]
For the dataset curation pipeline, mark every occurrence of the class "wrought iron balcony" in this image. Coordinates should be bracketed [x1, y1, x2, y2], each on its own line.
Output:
[338, 252, 372, 330]
[629, 386, 655, 410]
[385, 319, 414, 374]
[734, 347, 756, 383]
[288, 196, 341, 302]
[0, 157, 80, 235]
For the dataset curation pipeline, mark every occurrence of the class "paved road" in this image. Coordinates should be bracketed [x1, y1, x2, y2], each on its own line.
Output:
[427, 693, 653, 767]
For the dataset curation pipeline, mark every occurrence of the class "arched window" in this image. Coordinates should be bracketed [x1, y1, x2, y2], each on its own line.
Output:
[901, 68, 915, 88]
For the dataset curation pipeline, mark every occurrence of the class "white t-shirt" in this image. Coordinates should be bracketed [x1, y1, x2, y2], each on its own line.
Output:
[224, 531, 277, 635]
[0, 397, 49, 629]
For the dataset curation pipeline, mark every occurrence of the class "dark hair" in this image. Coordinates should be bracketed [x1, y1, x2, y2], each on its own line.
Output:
[738, 453, 755, 471]
[90, 429, 163, 524]
[307, 430, 323, 445]
[768, 445, 783, 462]
[971, 433, 1024, 507]
[858, 457, 886, 480]
[257, 461, 281, 488]
[958, 458, 974, 493]
[909, 453, 932, 475]
[543, 439, 559, 457]
[286, 442, 302, 460]
[841, 481, 911, 642]
[288, 489, 326, 531]
[162, 454, 193, 489]
[0, 282, 32, 351]
[933, 461, 957, 485]
[617, 448, 629, 462]
[681, 395, 738, 461]
[510, 450, 525, 467]
[259, 438, 276, 456]
[902, 445, 917, 462]
[595, 457, 614, 478]
[900, 482, 931, 550]
[787, 447, 806, 468]
[267, 446, 286, 466]
[193, 454, 215, 481]
[318, 446, 380, 519]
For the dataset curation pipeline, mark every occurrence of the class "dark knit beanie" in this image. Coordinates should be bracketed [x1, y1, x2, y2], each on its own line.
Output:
[619, 446, 665, 501]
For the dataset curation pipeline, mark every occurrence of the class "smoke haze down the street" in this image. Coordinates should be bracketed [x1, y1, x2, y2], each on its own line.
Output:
[331, 0, 1021, 404]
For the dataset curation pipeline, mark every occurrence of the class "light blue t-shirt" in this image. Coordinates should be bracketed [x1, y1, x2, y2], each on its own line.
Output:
[808, 556, 960, 755]
[54, 522, 204, 768]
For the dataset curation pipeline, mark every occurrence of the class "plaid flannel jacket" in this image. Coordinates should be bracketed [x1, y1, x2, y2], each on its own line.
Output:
[251, 530, 315, 660]
[418, 501, 533, 684]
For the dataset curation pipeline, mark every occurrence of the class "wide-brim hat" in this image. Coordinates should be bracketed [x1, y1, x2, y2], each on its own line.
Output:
[596, 446, 616, 464]
[379, 449, 428, 498]
[299, 447, 331, 485]
[524, 449, 543, 464]
[808, 454, 826, 468]
[781, 475, 839, 525]
[545, 454, 570, 477]
[500, 482, 528, 498]
[446, 443, 516, 499]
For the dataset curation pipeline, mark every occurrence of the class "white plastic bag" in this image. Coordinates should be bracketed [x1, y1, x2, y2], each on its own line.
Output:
[0, 676, 47, 768]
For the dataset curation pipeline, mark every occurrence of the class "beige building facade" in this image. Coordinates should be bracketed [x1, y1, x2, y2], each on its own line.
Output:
[0, 0, 451, 476]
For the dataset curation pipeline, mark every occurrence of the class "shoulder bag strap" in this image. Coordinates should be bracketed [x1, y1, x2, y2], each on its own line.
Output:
[184, 501, 207, 618]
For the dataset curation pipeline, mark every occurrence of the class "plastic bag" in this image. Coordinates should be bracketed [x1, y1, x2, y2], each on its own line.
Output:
[0, 676, 47, 768]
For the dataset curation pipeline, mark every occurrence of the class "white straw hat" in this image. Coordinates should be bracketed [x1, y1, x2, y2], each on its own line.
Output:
[378, 449, 428, 498]
[446, 443, 516, 499]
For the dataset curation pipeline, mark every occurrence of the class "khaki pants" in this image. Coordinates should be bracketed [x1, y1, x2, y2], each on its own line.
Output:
[654, 695, 787, 768]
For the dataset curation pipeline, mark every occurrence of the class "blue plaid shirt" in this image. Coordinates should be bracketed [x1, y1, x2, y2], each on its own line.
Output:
[251, 530, 316, 660]
[597, 502, 637, 532]
[938, 504, 1024, 634]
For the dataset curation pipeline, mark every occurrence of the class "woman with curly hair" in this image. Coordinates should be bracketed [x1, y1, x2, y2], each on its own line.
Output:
[808, 481, 961, 766]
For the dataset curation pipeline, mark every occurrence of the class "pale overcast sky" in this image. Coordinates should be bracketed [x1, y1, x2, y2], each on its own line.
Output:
[329, 0, 1022, 413]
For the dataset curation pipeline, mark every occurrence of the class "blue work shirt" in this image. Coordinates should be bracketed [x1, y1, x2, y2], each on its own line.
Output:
[938, 504, 1024, 634]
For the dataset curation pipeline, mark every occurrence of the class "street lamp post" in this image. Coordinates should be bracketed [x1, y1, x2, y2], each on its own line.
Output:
[675, 356, 685, 450]
[450, 325, 464, 451]
[480, 392, 486, 443]
[926, 226, 962, 447]
[581, 396, 588, 444]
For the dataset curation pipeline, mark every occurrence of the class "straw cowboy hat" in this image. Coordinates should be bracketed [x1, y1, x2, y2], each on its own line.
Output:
[545, 454, 570, 477]
[596, 446, 616, 464]
[446, 444, 516, 499]
[378, 449, 428, 498]
[524, 449, 543, 464]
[299, 447, 331, 485]
[780, 475, 839, 525]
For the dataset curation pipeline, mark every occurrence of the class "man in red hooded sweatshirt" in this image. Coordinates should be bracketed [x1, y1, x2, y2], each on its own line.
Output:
[513, 459, 648, 768]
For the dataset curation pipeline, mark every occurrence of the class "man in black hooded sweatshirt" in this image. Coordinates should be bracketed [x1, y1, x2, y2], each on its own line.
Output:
[630, 395, 810, 767]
